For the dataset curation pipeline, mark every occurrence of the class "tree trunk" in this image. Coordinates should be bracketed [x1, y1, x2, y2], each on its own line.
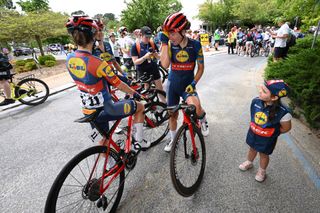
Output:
[35, 35, 44, 56]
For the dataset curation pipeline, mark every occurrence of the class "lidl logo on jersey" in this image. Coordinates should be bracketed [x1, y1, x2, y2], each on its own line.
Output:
[278, 89, 287, 97]
[124, 103, 131, 114]
[254, 112, 268, 125]
[176, 50, 189, 63]
[103, 66, 115, 77]
[100, 52, 112, 62]
[68, 58, 86, 78]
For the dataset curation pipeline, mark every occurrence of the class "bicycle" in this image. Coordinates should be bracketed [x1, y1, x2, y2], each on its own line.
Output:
[0, 73, 49, 106]
[110, 77, 169, 146]
[44, 96, 169, 212]
[165, 102, 206, 197]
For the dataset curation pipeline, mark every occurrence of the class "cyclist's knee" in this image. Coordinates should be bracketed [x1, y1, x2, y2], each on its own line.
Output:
[135, 102, 144, 113]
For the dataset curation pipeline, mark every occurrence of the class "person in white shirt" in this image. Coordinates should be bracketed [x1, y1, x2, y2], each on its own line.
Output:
[118, 27, 135, 73]
[109, 32, 121, 64]
[270, 18, 289, 61]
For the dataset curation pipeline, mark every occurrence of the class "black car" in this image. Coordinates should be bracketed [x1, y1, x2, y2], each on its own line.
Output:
[13, 47, 32, 56]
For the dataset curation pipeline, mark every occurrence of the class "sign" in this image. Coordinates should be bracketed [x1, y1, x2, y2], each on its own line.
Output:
[200, 33, 209, 47]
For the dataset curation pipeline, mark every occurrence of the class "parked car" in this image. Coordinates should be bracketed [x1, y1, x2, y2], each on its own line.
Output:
[13, 47, 32, 56]
[48, 44, 61, 52]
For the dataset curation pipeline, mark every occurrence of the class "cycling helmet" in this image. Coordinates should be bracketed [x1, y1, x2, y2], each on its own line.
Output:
[95, 19, 104, 31]
[163, 12, 190, 32]
[118, 26, 128, 34]
[66, 15, 98, 35]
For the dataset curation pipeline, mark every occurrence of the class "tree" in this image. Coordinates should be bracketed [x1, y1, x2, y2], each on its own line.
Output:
[71, 10, 86, 16]
[120, 0, 182, 32]
[103, 13, 115, 21]
[0, 10, 68, 56]
[17, 0, 49, 12]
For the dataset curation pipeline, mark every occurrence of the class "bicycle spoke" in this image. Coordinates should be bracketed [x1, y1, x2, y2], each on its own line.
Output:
[56, 198, 85, 211]
[77, 164, 88, 182]
[58, 189, 82, 199]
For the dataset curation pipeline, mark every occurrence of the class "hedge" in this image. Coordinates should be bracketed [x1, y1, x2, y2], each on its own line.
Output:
[44, 60, 56, 67]
[39, 55, 56, 65]
[265, 36, 320, 128]
[24, 61, 37, 71]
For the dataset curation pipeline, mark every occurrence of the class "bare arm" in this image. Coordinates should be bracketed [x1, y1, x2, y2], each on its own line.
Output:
[160, 44, 170, 69]
[116, 81, 136, 95]
[280, 120, 292, 133]
[132, 52, 151, 65]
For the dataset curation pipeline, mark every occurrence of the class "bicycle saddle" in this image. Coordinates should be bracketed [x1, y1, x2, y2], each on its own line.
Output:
[74, 108, 102, 123]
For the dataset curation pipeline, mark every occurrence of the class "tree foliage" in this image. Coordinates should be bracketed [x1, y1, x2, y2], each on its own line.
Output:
[120, 0, 182, 32]
[0, 9, 68, 55]
[17, 0, 49, 12]
[198, 0, 320, 31]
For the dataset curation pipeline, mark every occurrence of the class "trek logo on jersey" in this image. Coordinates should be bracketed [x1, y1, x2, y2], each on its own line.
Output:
[250, 122, 274, 137]
[68, 58, 86, 78]
[124, 103, 131, 114]
[254, 111, 268, 125]
[176, 50, 189, 63]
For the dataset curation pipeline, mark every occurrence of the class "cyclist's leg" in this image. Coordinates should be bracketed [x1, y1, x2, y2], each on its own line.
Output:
[0, 79, 11, 98]
[164, 80, 180, 152]
[184, 92, 209, 136]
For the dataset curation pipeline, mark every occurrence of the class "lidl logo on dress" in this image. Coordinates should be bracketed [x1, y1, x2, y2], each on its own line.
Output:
[254, 112, 268, 125]
[68, 58, 86, 78]
[176, 50, 189, 63]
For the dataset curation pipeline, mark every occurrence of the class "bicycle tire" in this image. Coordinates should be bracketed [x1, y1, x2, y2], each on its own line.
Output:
[144, 101, 169, 147]
[158, 66, 168, 83]
[15, 78, 49, 106]
[45, 146, 125, 213]
[170, 123, 206, 197]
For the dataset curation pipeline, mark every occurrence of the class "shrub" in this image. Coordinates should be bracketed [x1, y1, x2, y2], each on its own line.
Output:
[39, 55, 56, 65]
[24, 61, 37, 71]
[44, 60, 56, 67]
[15, 60, 26, 66]
[265, 36, 320, 128]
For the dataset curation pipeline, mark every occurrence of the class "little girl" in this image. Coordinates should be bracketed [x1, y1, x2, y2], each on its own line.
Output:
[239, 80, 292, 182]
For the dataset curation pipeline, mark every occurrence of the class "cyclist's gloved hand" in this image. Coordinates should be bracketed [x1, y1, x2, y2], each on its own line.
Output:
[159, 31, 169, 44]
[133, 92, 144, 101]
[185, 80, 197, 94]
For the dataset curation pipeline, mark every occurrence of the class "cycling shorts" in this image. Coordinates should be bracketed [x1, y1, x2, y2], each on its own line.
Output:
[93, 99, 137, 133]
[0, 70, 10, 80]
[166, 78, 198, 107]
[246, 41, 254, 46]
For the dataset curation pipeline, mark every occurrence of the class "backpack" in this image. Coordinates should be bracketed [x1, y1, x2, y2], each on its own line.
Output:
[286, 33, 296, 47]
[136, 39, 156, 56]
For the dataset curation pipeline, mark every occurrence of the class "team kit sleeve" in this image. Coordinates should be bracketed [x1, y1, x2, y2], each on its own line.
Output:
[131, 43, 138, 57]
[96, 61, 121, 87]
[195, 41, 204, 64]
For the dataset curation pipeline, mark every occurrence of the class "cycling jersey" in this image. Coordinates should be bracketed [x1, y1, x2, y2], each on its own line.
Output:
[66, 50, 136, 132]
[92, 42, 115, 64]
[167, 38, 203, 106]
[246, 97, 290, 155]
[246, 33, 254, 41]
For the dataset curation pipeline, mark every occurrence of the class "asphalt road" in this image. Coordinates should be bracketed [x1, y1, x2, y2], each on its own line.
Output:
[0, 53, 319, 213]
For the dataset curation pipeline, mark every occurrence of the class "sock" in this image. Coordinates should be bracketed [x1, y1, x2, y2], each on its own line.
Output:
[170, 130, 177, 142]
[134, 123, 143, 142]
[198, 112, 207, 123]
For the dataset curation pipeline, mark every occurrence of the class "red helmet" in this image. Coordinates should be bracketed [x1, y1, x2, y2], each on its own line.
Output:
[95, 19, 104, 31]
[163, 12, 190, 32]
[66, 15, 99, 34]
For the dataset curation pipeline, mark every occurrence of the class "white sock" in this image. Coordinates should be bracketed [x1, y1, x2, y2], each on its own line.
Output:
[170, 130, 177, 142]
[134, 123, 143, 142]
[200, 115, 207, 124]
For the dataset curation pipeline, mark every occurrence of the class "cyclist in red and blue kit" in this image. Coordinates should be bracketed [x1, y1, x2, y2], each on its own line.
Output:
[159, 12, 209, 152]
[65, 15, 150, 149]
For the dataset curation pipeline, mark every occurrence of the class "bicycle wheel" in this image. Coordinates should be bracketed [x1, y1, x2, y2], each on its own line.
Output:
[170, 123, 206, 197]
[264, 47, 270, 57]
[15, 78, 49, 105]
[144, 101, 169, 147]
[45, 146, 125, 213]
[158, 66, 168, 83]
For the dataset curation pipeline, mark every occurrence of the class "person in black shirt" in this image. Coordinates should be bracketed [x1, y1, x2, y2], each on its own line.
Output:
[131, 26, 165, 102]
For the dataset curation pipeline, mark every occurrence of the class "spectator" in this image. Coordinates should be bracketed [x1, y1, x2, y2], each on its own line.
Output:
[270, 18, 289, 61]
[109, 32, 121, 64]
[214, 27, 221, 51]
[0, 51, 14, 106]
